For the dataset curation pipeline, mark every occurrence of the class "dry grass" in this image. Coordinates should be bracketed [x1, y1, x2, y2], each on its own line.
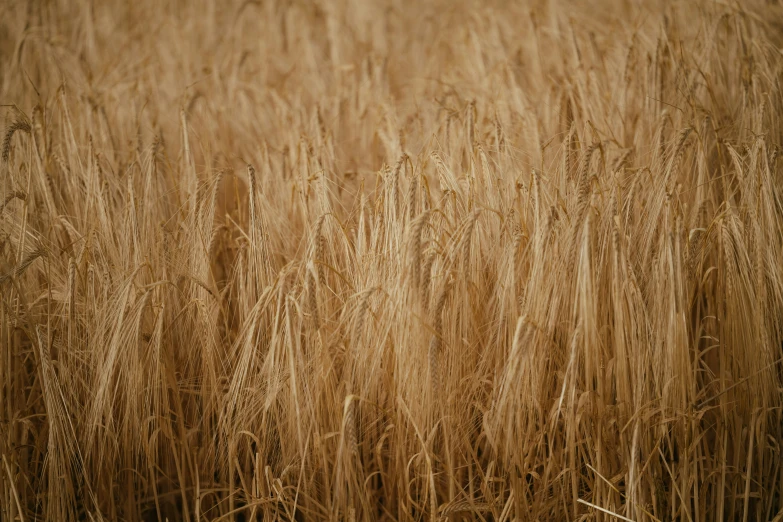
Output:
[2, 0, 783, 520]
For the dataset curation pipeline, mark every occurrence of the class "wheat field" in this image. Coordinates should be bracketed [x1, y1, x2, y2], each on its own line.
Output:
[2, 0, 783, 520]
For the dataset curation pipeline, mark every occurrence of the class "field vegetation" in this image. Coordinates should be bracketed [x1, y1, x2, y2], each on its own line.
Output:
[2, 0, 783, 520]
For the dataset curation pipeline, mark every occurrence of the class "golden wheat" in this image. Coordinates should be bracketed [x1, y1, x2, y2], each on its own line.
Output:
[2, 0, 783, 521]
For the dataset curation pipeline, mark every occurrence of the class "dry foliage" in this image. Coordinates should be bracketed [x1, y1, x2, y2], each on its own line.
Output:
[2, 0, 783, 521]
